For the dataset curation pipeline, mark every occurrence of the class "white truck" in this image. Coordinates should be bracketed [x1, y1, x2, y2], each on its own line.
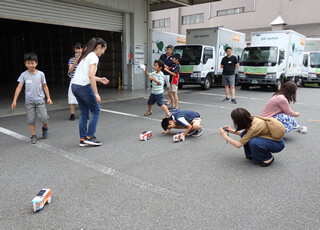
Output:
[237, 30, 306, 91]
[149, 30, 186, 69]
[173, 27, 245, 90]
[298, 38, 320, 86]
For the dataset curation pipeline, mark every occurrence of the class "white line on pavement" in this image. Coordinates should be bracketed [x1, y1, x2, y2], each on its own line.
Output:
[197, 92, 304, 104]
[198, 92, 266, 101]
[0, 127, 180, 199]
[179, 100, 234, 110]
[100, 109, 161, 122]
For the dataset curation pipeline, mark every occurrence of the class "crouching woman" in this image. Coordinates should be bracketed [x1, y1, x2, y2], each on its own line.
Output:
[219, 108, 285, 167]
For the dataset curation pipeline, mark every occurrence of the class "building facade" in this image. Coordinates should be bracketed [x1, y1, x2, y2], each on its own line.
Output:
[150, 0, 320, 43]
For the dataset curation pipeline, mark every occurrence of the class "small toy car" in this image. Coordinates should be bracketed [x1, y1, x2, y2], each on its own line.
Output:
[140, 131, 152, 141]
[32, 189, 51, 212]
[173, 132, 185, 142]
[298, 125, 307, 134]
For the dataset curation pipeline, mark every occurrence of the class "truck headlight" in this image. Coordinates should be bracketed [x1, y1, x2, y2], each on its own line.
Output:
[308, 73, 317, 78]
[265, 74, 277, 79]
[190, 72, 201, 78]
[238, 72, 245, 78]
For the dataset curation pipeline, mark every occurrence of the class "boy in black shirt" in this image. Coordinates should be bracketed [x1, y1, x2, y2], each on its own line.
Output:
[220, 46, 238, 104]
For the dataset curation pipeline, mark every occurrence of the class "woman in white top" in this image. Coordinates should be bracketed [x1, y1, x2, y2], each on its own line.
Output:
[72, 37, 109, 147]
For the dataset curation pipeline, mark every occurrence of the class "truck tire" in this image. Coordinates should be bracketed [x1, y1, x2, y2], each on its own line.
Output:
[201, 75, 212, 90]
[295, 77, 304, 87]
[273, 77, 283, 92]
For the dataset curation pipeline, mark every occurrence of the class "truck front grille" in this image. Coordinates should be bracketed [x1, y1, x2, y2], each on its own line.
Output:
[245, 74, 266, 79]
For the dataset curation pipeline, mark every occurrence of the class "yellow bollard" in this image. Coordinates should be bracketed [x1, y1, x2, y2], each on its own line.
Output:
[118, 72, 122, 90]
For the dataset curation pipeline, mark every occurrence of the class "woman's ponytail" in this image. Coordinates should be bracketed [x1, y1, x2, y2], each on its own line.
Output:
[77, 37, 106, 64]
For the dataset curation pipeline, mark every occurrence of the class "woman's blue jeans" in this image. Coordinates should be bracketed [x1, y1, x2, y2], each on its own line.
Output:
[241, 131, 285, 164]
[71, 84, 101, 139]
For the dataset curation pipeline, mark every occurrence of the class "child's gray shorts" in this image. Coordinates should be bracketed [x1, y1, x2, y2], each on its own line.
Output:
[25, 99, 49, 125]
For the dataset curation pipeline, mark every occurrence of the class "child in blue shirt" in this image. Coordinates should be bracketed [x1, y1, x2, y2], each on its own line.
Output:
[161, 110, 203, 138]
[144, 60, 170, 116]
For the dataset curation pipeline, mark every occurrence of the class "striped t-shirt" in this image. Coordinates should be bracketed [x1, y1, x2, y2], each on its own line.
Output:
[150, 71, 165, 95]
[68, 57, 78, 78]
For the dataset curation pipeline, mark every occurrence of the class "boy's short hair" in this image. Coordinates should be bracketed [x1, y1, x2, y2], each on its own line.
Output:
[166, 45, 173, 50]
[24, 52, 38, 62]
[74, 42, 82, 49]
[155, 59, 164, 69]
[225, 46, 232, 52]
[172, 53, 181, 62]
[161, 116, 172, 131]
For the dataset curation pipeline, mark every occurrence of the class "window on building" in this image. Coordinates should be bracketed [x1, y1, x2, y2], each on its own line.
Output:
[152, 18, 170, 28]
[165, 18, 170, 27]
[182, 13, 204, 25]
[159, 19, 165, 28]
[217, 7, 245, 16]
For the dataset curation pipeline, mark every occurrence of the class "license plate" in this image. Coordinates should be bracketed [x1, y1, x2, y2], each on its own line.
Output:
[180, 79, 185, 83]
[252, 80, 258, 84]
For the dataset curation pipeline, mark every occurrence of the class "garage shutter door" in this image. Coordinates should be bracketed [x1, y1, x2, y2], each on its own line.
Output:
[0, 0, 123, 32]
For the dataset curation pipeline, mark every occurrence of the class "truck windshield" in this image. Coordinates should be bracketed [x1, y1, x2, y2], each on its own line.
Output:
[174, 45, 202, 65]
[240, 47, 278, 66]
[310, 52, 320, 68]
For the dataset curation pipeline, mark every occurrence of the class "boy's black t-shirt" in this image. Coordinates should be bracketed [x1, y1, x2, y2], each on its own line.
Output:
[169, 63, 181, 85]
[221, 55, 238, 75]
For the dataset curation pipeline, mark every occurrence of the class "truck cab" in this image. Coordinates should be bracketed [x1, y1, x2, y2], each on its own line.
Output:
[298, 51, 320, 86]
[174, 44, 215, 90]
[238, 46, 286, 91]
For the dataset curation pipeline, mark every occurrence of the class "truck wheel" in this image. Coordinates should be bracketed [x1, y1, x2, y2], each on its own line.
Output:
[273, 78, 283, 92]
[201, 75, 212, 90]
[178, 83, 183, 89]
[295, 77, 304, 87]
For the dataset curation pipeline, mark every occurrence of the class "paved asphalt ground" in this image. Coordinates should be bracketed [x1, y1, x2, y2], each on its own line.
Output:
[0, 85, 319, 229]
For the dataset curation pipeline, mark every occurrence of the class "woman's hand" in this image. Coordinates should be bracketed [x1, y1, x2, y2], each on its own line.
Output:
[293, 112, 300, 117]
[95, 94, 101, 103]
[100, 77, 109, 85]
[224, 125, 234, 133]
[219, 127, 228, 139]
